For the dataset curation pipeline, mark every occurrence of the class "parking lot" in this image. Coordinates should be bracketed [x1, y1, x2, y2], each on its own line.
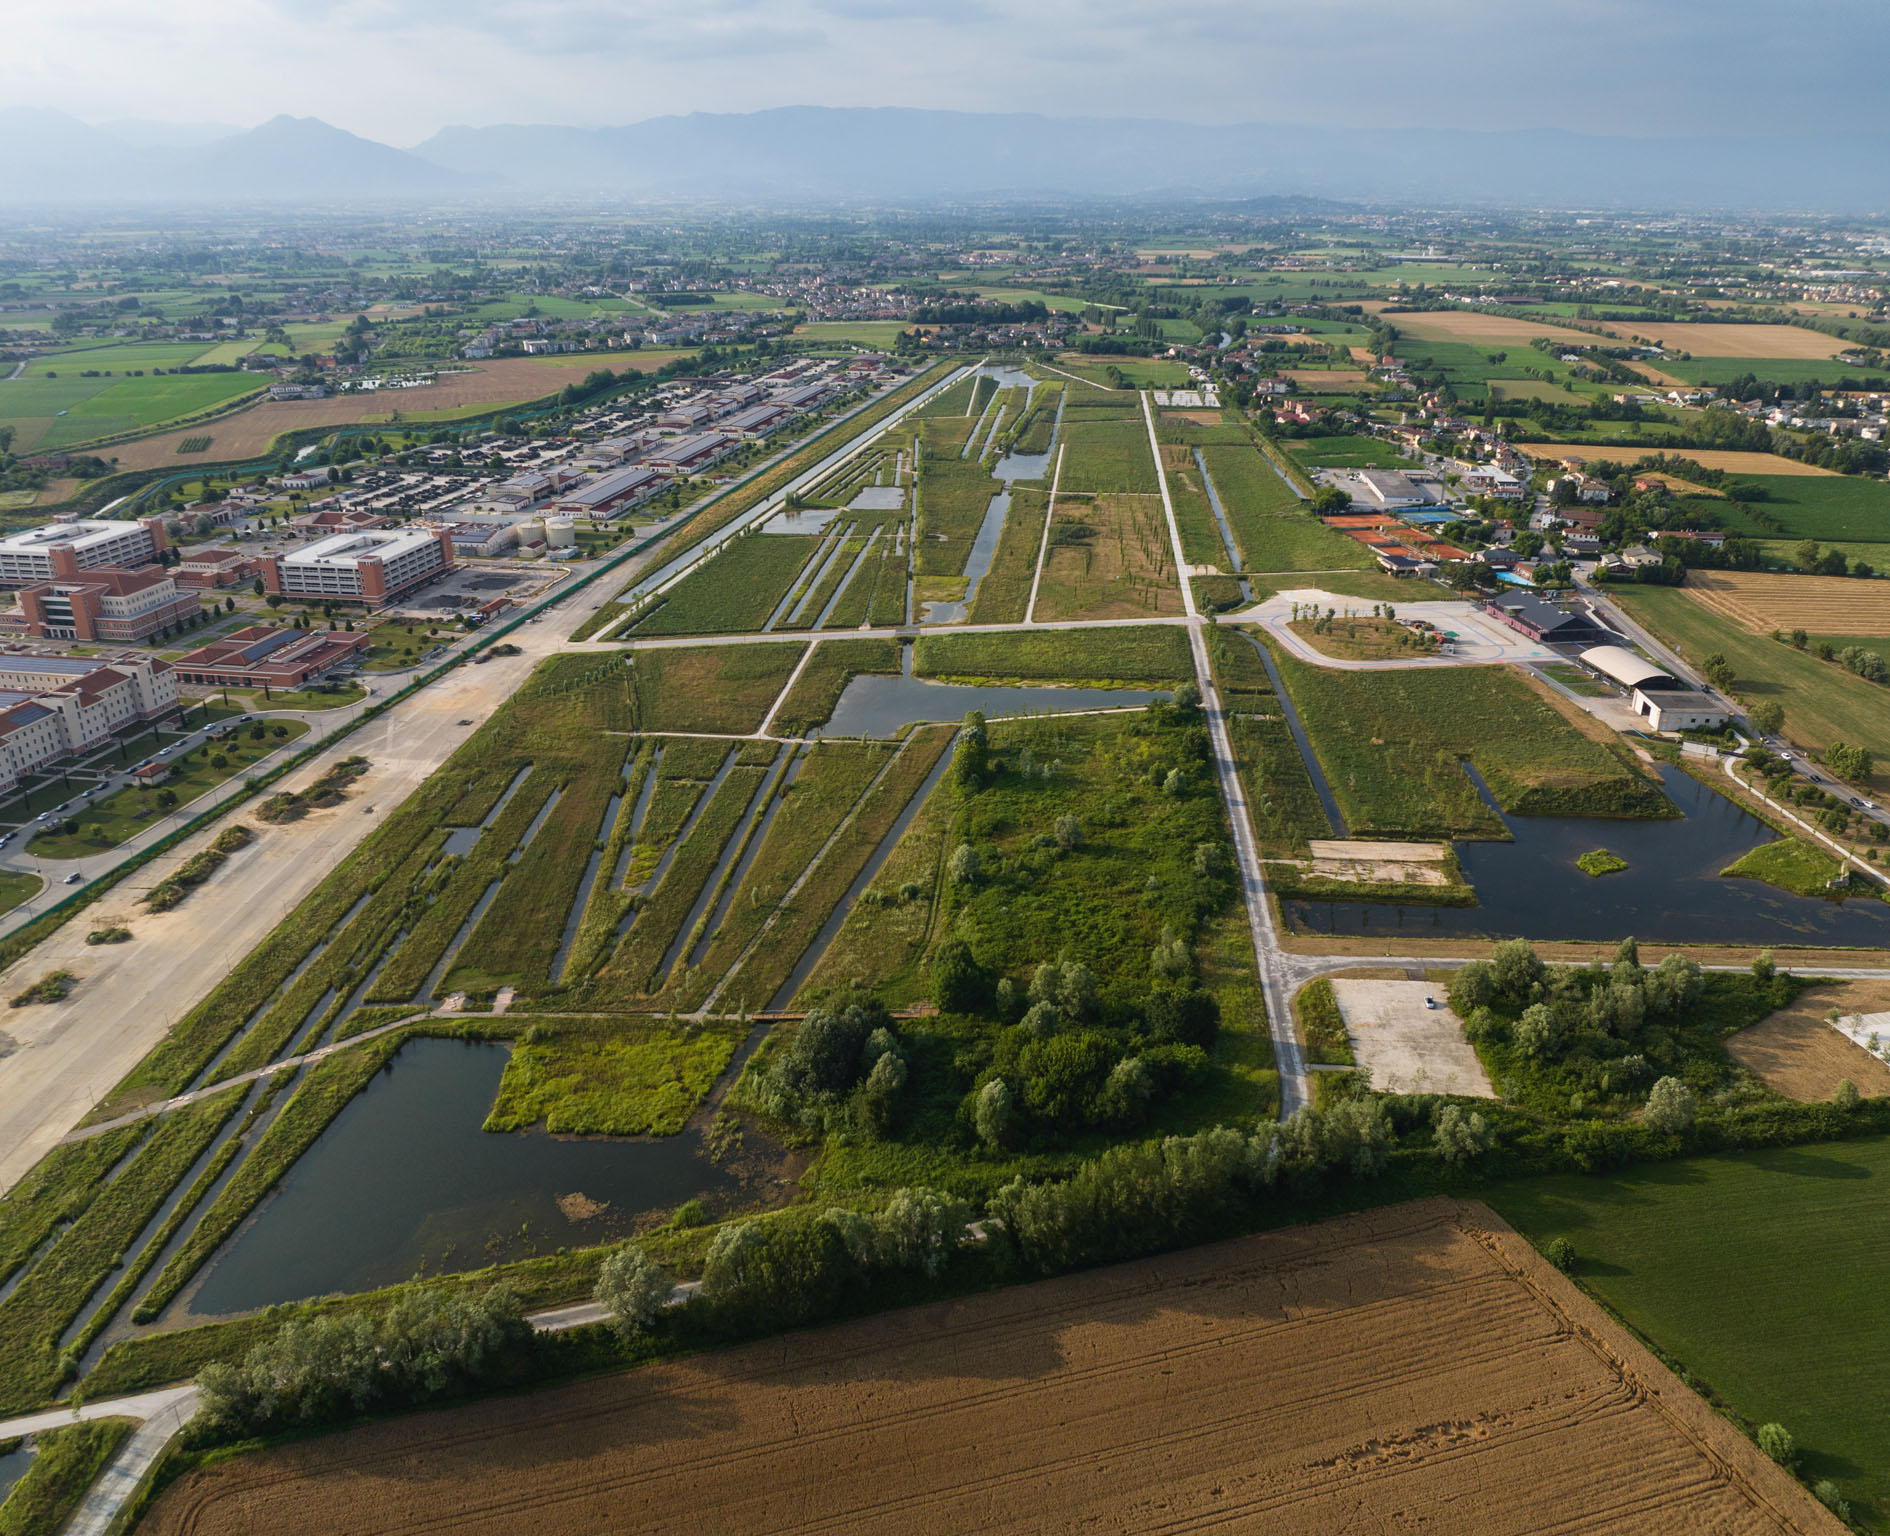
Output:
[1328, 979, 1495, 1097]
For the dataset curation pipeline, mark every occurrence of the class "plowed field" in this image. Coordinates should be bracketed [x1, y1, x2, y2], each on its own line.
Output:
[1684, 570, 1890, 634]
[1592, 322, 1852, 359]
[142, 1200, 1837, 1536]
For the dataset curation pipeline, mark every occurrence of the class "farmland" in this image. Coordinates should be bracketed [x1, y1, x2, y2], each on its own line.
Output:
[1702, 476, 1890, 543]
[140, 1201, 1835, 1536]
[1513, 445, 1841, 478]
[1031, 493, 1184, 621]
[1494, 1138, 1890, 1526]
[1683, 570, 1890, 637]
[1610, 584, 1890, 789]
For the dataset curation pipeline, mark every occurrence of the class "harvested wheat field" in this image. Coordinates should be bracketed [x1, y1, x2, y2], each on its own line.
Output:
[1729, 981, 1890, 1101]
[1390, 310, 1598, 346]
[143, 1200, 1838, 1536]
[1685, 570, 1890, 635]
[1593, 322, 1853, 359]
[1511, 445, 1837, 478]
[106, 353, 697, 470]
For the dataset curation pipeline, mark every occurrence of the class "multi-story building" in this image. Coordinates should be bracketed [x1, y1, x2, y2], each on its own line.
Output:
[0, 519, 169, 587]
[15, 567, 201, 642]
[260, 527, 456, 607]
[0, 653, 179, 792]
[175, 545, 262, 589]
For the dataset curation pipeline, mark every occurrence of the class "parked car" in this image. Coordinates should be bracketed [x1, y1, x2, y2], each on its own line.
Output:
[1424, 997, 1439, 1010]
[63, 872, 80, 885]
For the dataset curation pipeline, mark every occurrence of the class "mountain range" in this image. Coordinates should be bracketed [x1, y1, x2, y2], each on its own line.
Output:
[0, 107, 1884, 211]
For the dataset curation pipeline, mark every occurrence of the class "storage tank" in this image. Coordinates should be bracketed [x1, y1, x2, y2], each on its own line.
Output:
[543, 516, 578, 550]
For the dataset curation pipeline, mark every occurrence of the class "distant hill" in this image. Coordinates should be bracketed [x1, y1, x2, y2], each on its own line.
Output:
[409, 108, 1890, 211]
[0, 112, 461, 203]
[0, 105, 1884, 209]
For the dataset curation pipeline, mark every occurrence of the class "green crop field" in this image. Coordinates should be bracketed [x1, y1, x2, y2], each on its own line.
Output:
[1195, 445, 1372, 573]
[1281, 434, 1418, 471]
[1656, 356, 1881, 387]
[1267, 642, 1673, 835]
[1061, 420, 1158, 495]
[1704, 477, 1890, 544]
[793, 322, 912, 347]
[1609, 584, 1890, 790]
[1492, 1138, 1890, 1527]
[914, 453, 1000, 578]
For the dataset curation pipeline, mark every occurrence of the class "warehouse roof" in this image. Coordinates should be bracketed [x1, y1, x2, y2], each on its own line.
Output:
[1579, 645, 1676, 691]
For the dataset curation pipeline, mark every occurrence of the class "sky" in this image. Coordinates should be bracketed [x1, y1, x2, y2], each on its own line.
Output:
[10, 0, 1884, 147]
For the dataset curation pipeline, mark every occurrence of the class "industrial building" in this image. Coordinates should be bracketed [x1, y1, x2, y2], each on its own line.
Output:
[261, 527, 456, 608]
[1483, 595, 1612, 646]
[1631, 688, 1731, 732]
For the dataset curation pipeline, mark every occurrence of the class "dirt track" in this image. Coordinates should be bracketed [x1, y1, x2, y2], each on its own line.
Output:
[142, 1200, 1838, 1536]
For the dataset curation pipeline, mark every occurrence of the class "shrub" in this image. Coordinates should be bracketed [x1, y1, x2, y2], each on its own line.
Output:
[194, 1283, 531, 1442]
[1053, 813, 1084, 850]
[1643, 1075, 1696, 1134]
[595, 1243, 674, 1337]
[1812, 1480, 1851, 1522]
[11, 970, 76, 1007]
[85, 926, 133, 946]
[1143, 986, 1219, 1048]
[1834, 1077, 1860, 1111]
[1544, 1237, 1577, 1272]
[1756, 1422, 1797, 1470]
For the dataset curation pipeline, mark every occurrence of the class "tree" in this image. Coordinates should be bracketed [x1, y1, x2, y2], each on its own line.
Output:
[1834, 1077, 1860, 1111]
[1642, 1075, 1696, 1134]
[1172, 680, 1202, 712]
[1432, 1104, 1494, 1165]
[952, 838, 982, 887]
[931, 938, 985, 1013]
[595, 1243, 673, 1337]
[1447, 960, 1495, 1014]
[974, 1078, 1013, 1147]
[1053, 814, 1083, 850]
[859, 1050, 907, 1138]
[953, 710, 988, 790]
[873, 1187, 970, 1276]
[1646, 953, 1704, 1013]
[777, 1004, 875, 1097]
[1757, 1422, 1797, 1471]
[1513, 1003, 1563, 1060]
[1751, 949, 1776, 982]
[1699, 651, 1734, 691]
[1489, 939, 1543, 1001]
[1748, 698, 1784, 737]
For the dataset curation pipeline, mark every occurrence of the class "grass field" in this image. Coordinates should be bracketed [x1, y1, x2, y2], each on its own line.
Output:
[1060, 421, 1159, 495]
[629, 643, 806, 734]
[1492, 1138, 1890, 1527]
[1611, 584, 1890, 792]
[484, 1020, 747, 1136]
[1197, 445, 1372, 573]
[914, 626, 1192, 687]
[1050, 357, 1192, 388]
[770, 638, 901, 736]
[914, 453, 1001, 579]
[1281, 435, 1417, 471]
[1701, 477, 1890, 543]
[0, 366, 263, 452]
[1268, 643, 1672, 835]
[628, 535, 821, 636]
[792, 322, 912, 347]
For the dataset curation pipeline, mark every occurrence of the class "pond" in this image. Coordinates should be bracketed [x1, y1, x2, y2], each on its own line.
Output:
[180, 1037, 780, 1317]
[1285, 763, 1890, 946]
[819, 648, 1166, 739]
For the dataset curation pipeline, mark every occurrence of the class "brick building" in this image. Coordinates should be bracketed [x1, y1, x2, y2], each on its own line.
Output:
[16, 567, 200, 642]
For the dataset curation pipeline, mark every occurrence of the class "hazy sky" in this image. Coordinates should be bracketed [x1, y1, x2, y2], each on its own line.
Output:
[14, 0, 1882, 146]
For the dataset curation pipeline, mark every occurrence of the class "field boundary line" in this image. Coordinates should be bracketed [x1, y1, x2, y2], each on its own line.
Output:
[755, 640, 822, 740]
[1024, 440, 1067, 625]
